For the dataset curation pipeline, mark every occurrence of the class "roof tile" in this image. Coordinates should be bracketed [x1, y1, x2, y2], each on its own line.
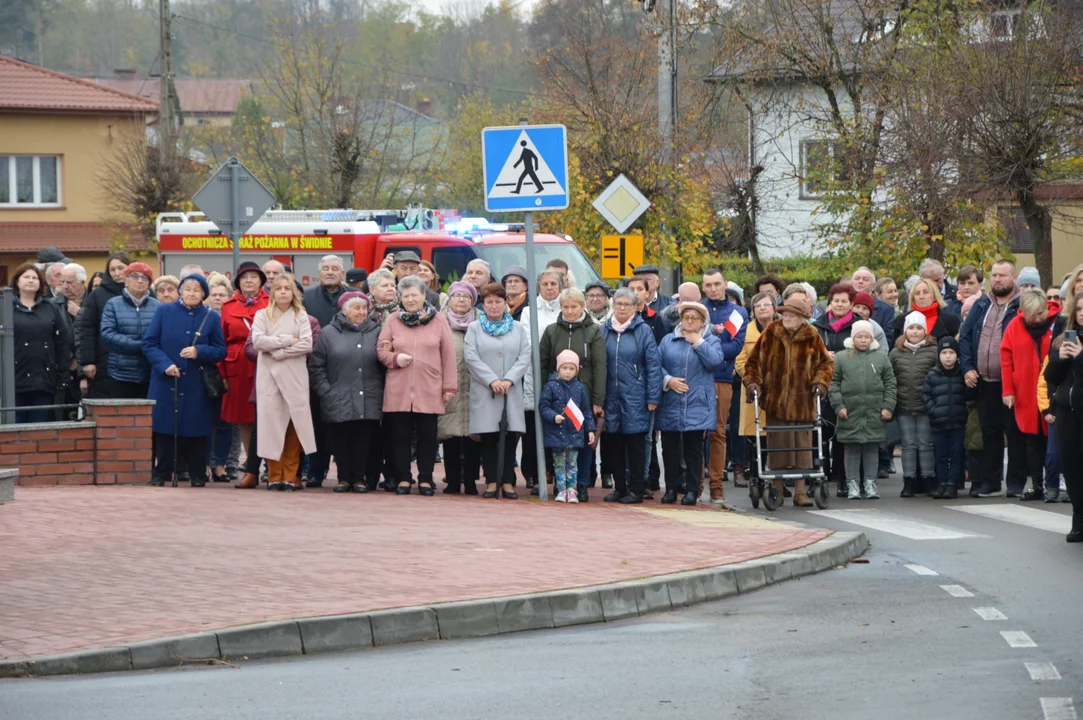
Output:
[0, 56, 159, 115]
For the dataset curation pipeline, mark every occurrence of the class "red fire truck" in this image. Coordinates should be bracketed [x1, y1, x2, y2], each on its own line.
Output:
[156, 208, 602, 288]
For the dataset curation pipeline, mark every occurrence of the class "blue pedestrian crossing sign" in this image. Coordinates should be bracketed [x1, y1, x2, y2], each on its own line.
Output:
[482, 124, 569, 212]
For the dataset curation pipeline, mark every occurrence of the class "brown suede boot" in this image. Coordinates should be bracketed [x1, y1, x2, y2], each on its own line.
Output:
[235, 473, 259, 489]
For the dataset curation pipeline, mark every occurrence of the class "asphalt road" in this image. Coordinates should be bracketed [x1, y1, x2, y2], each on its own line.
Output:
[2, 476, 1079, 720]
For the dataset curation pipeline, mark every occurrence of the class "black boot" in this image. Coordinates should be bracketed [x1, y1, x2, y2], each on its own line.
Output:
[900, 477, 915, 498]
[661, 488, 678, 504]
[924, 477, 938, 497]
[1068, 515, 1083, 543]
[836, 479, 848, 498]
[941, 484, 958, 499]
[602, 474, 614, 489]
[932, 484, 946, 499]
[680, 490, 697, 506]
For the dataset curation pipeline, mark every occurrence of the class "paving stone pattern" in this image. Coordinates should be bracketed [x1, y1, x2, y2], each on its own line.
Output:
[0, 486, 829, 660]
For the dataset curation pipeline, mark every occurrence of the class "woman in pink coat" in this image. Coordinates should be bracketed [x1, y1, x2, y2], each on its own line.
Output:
[251, 275, 317, 491]
[378, 275, 457, 495]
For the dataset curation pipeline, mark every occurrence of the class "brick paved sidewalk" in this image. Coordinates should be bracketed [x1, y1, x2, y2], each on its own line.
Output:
[0, 486, 830, 660]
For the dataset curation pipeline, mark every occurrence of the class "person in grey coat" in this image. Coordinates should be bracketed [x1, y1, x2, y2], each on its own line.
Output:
[309, 292, 385, 493]
[464, 283, 532, 499]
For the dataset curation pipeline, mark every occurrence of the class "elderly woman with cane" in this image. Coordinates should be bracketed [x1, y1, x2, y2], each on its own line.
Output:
[465, 283, 532, 499]
[143, 274, 227, 487]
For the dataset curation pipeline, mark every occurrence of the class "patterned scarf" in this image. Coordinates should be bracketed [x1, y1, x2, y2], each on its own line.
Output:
[480, 311, 515, 337]
[400, 303, 437, 327]
[372, 299, 399, 326]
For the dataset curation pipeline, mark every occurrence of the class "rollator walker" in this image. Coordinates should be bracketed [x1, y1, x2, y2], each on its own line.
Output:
[748, 390, 830, 511]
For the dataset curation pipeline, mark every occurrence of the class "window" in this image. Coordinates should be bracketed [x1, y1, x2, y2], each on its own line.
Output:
[0, 155, 60, 207]
[473, 243, 602, 289]
[431, 246, 476, 286]
[990, 10, 1022, 40]
[799, 140, 845, 199]
[998, 208, 1033, 253]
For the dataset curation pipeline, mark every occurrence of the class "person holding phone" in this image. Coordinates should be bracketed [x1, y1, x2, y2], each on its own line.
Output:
[1043, 290, 1083, 541]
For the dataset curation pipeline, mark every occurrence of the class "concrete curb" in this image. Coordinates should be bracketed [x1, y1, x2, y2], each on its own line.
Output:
[0, 531, 868, 679]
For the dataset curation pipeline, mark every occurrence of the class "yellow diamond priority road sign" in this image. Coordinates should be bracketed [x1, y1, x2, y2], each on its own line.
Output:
[592, 174, 650, 233]
[600, 235, 644, 279]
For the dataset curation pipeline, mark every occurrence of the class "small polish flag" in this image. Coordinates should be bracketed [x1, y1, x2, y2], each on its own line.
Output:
[723, 309, 744, 337]
[564, 398, 585, 431]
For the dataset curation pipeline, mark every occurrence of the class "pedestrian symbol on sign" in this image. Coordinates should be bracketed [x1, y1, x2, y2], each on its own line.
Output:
[489, 130, 565, 200]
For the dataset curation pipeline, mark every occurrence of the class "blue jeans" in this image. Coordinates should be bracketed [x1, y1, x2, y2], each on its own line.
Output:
[932, 429, 965, 488]
[577, 444, 594, 490]
[1045, 421, 1061, 491]
[206, 418, 234, 468]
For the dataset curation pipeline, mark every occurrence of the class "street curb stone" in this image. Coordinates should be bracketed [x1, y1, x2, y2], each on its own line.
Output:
[217, 621, 303, 660]
[0, 531, 868, 678]
[129, 633, 220, 671]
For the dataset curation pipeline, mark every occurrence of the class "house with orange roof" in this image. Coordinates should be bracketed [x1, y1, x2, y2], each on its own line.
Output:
[0, 55, 158, 282]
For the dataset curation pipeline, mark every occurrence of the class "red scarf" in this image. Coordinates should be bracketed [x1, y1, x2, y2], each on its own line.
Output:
[913, 301, 940, 334]
[828, 310, 853, 334]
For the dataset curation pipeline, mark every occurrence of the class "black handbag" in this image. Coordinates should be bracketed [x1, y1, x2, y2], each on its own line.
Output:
[192, 310, 226, 400]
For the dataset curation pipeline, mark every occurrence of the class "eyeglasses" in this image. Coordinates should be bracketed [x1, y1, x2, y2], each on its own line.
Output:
[450, 293, 473, 301]
[613, 301, 635, 308]
[587, 293, 608, 300]
[127, 273, 150, 282]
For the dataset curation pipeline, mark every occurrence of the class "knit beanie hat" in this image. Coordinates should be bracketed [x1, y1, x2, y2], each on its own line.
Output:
[1017, 266, 1041, 288]
[853, 292, 876, 311]
[904, 310, 927, 332]
[938, 335, 960, 355]
[556, 349, 580, 371]
[851, 320, 875, 339]
[447, 280, 477, 306]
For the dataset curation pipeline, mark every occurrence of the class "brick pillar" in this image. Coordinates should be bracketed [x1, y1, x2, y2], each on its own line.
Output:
[82, 399, 155, 485]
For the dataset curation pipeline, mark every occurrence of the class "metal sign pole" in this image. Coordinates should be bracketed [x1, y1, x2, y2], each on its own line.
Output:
[523, 210, 547, 502]
[0, 290, 14, 425]
[229, 158, 241, 272]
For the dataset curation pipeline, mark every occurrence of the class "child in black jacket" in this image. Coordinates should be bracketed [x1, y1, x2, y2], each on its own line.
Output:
[923, 336, 975, 499]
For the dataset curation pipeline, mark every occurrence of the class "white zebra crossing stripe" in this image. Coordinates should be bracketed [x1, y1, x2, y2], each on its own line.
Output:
[948, 505, 1072, 534]
[1027, 662, 1062, 681]
[973, 607, 1007, 620]
[808, 509, 983, 539]
[1041, 698, 1077, 720]
[940, 584, 973, 597]
[1001, 630, 1037, 648]
[905, 564, 939, 576]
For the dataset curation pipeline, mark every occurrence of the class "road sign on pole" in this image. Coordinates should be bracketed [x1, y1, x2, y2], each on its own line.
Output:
[600, 235, 645, 279]
[592, 174, 650, 234]
[482, 125, 569, 212]
[192, 157, 276, 272]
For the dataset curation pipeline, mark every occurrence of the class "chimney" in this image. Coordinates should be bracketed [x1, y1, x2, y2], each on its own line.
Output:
[417, 98, 432, 117]
[113, 68, 138, 80]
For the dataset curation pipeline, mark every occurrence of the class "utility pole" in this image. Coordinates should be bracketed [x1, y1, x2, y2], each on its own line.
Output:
[650, 0, 681, 291]
[158, 0, 174, 161]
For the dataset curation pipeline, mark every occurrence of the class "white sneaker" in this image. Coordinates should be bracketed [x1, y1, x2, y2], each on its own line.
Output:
[847, 480, 861, 500]
[555, 490, 567, 503]
[567, 488, 579, 504]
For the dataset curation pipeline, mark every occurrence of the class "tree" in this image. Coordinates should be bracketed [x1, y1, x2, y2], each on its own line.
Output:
[947, 2, 1082, 286]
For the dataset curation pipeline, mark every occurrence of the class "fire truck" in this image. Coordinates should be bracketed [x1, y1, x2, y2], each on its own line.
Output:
[156, 207, 602, 289]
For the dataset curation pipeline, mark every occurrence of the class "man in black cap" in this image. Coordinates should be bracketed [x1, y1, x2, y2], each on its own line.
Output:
[346, 268, 367, 290]
[392, 250, 441, 307]
[633, 263, 674, 315]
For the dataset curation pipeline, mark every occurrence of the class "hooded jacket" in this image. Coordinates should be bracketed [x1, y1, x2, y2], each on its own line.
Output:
[889, 335, 939, 415]
[538, 373, 597, 448]
[656, 324, 725, 432]
[923, 356, 974, 432]
[75, 273, 125, 372]
[959, 292, 1020, 377]
[309, 312, 385, 424]
[539, 311, 606, 409]
[1001, 299, 1060, 435]
[828, 338, 897, 444]
[704, 296, 748, 383]
[100, 289, 161, 383]
[600, 314, 663, 435]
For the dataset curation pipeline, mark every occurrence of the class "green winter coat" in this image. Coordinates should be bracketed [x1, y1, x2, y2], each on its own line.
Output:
[888, 336, 938, 415]
[965, 402, 983, 451]
[829, 340, 897, 445]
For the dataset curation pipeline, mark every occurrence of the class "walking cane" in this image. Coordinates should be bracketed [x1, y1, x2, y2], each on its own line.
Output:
[493, 390, 510, 489]
[172, 375, 180, 488]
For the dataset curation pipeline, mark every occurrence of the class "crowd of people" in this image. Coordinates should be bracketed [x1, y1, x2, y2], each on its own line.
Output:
[9, 245, 1082, 541]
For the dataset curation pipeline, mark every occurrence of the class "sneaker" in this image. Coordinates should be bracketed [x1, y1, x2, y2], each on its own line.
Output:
[1044, 489, 1059, 503]
[863, 479, 880, 499]
[555, 490, 568, 503]
[847, 480, 861, 500]
[977, 486, 1004, 498]
[1020, 488, 1043, 501]
[567, 488, 579, 504]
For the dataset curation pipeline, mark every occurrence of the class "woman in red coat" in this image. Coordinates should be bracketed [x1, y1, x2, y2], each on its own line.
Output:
[220, 261, 268, 456]
[1001, 288, 1060, 500]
